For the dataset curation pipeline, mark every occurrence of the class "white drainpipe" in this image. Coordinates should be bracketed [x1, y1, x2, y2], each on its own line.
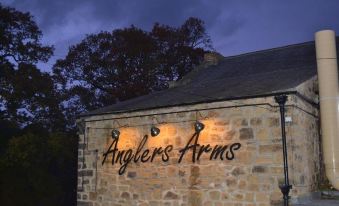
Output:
[315, 30, 339, 189]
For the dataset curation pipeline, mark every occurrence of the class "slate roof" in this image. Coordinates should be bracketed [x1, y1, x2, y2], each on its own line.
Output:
[82, 38, 339, 117]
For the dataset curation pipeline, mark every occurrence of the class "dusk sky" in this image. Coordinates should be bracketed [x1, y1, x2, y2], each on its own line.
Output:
[3, 0, 339, 72]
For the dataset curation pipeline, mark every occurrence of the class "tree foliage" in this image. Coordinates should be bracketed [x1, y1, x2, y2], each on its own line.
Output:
[0, 130, 77, 206]
[53, 17, 212, 115]
[0, 4, 53, 64]
[1, 63, 66, 129]
[0, 4, 213, 206]
[54, 27, 157, 111]
[0, 5, 76, 206]
[0, 4, 61, 128]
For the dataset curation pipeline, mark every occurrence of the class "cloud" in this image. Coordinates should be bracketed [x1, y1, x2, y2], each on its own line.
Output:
[5, 0, 243, 40]
[3, 0, 245, 70]
[3, 0, 339, 71]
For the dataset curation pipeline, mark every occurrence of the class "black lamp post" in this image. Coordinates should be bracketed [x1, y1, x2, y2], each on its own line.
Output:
[274, 95, 292, 206]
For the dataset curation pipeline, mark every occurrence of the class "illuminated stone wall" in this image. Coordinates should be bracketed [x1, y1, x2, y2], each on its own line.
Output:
[77, 80, 320, 206]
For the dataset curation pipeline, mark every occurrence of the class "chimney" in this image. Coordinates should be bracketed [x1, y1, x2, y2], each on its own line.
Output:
[203, 52, 223, 66]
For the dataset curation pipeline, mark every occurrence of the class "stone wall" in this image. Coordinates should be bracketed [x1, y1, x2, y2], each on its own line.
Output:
[77, 91, 320, 205]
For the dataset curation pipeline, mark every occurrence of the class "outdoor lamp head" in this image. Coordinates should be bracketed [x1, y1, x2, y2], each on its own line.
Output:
[111, 129, 120, 139]
[151, 126, 160, 137]
[194, 121, 205, 132]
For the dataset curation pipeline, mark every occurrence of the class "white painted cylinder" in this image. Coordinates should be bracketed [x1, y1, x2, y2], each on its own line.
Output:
[315, 30, 339, 189]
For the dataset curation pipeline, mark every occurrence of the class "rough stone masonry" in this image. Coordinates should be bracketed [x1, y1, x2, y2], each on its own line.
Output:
[77, 78, 320, 206]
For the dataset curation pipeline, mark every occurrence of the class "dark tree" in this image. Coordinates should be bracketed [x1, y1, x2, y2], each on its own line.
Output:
[1, 63, 66, 129]
[0, 4, 60, 127]
[151, 17, 212, 83]
[0, 5, 77, 206]
[0, 131, 77, 206]
[0, 5, 53, 63]
[0, 6, 213, 206]
[54, 27, 156, 112]
[53, 17, 212, 117]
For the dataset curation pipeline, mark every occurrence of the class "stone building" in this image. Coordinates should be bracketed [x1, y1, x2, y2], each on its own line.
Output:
[77, 31, 339, 206]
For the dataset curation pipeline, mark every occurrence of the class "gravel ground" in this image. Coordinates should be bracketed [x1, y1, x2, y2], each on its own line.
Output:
[294, 199, 339, 205]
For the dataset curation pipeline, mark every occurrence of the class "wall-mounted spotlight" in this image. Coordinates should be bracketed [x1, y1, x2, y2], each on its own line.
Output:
[151, 126, 160, 137]
[194, 121, 205, 132]
[111, 129, 120, 139]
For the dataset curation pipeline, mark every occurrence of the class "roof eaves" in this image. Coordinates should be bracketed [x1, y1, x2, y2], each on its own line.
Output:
[79, 90, 298, 118]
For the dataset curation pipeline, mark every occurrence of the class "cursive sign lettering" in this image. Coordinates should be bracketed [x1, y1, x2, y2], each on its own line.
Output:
[102, 131, 241, 175]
